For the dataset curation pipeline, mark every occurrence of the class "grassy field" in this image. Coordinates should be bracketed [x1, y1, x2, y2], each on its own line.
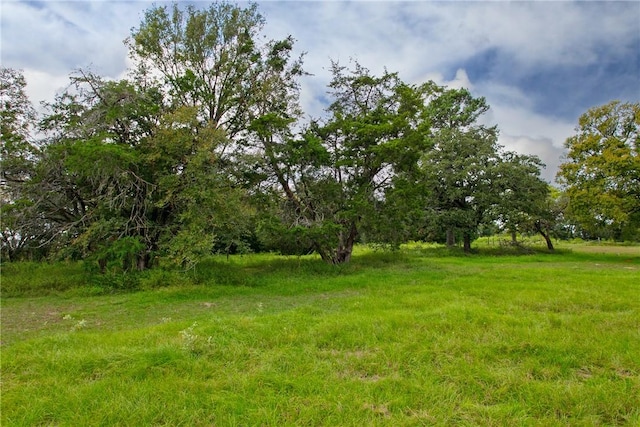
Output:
[1, 242, 639, 426]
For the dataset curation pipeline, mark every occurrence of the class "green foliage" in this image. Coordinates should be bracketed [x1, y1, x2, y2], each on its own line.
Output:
[255, 61, 433, 263]
[0, 68, 44, 260]
[400, 87, 502, 252]
[13, 69, 256, 270]
[492, 152, 551, 246]
[557, 101, 640, 240]
[390, 86, 553, 252]
[0, 68, 37, 179]
[127, 1, 288, 138]
[2, 2, 567, 270]
[94, 237, 146, 273]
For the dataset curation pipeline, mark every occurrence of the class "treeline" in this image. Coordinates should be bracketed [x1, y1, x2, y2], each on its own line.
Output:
[1, 3, 638, 270]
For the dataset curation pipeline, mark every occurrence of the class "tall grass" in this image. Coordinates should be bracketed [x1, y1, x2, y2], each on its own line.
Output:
[0, 261, 87, 296]
[2, 244, 639, 425]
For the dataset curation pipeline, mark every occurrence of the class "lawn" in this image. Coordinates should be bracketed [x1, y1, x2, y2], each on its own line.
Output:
[1, 243, 639, 426]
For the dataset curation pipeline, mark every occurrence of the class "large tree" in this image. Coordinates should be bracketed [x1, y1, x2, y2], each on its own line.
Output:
[251, 62, 430, 263]
[32, 73, 165, 269]
[557, 101, 640, 240]
[23, 68, 250, 271]
[8, 1, 304, 270]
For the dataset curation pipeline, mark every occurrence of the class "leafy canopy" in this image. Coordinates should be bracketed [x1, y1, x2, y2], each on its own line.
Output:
[557, 101, 640, 240]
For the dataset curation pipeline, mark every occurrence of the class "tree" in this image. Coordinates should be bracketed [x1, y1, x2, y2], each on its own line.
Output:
[35, 70, 259, 270]
[0, 68, 44, 260]
[145, 105, 252, 269]
[31, 73, 164, 269]
[3, 1, 304, 269]
[557, 101, 640, 240]
[417, 87, 501, 252]
[1, 68, 37, 183]
[124, 1, 303, 265]
[492, 152, 550, 247]
[526, 187, 570, 250]
[251, 62, 429, 263]
[421, 128, 500, 252]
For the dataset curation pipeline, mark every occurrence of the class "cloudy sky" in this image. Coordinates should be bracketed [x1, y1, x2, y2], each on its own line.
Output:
[2, 1, 639, 182]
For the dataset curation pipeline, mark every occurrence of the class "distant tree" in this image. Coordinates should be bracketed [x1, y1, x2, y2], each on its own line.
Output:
[398, 87, 552, 253]
[420, 127, 500, 252]
[527, 187, 569, 250]
[557, 101, 639, 240]
[492, 152, 550, 246]
[418, 88, 501, 252]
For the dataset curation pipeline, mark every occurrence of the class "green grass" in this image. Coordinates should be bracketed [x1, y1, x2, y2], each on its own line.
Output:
[2, 243, 639, 425]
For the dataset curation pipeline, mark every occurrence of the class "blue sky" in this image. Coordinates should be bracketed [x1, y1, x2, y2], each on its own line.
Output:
[2, 0, 639, 181]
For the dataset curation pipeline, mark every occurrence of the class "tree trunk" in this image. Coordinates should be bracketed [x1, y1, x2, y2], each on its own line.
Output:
[511, 230, 517, 244]
[534, 221, 554, 251]
[446, 228, 455, 247]
[463, 233, 472, 253]
[136, 252, 151, 271]
[318, 222, 358, 264]
[335, 243, 353, 264]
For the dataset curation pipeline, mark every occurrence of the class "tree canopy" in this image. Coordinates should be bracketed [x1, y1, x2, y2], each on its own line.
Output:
[557, 101, 639, 240]
[1, 2, 567, 268]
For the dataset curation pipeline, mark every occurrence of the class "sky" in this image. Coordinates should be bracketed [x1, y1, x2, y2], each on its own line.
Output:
[2, 1, 639, 182]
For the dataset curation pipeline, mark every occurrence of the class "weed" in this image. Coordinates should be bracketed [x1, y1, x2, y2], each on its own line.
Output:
[179, 322, 200, 352]
[72, 319, 88, 331]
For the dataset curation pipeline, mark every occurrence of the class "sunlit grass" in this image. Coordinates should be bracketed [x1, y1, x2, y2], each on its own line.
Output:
[2, 243, 639, 425]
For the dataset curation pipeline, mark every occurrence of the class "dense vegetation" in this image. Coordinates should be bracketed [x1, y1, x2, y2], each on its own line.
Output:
[1, 2, 638, 271]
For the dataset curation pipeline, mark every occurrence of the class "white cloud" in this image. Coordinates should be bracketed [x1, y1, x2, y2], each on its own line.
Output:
[2, 2, 144, 78]
[420, 69, 474, 91]
[265, 1, 638, 93]
[21, 69, 69, 109]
